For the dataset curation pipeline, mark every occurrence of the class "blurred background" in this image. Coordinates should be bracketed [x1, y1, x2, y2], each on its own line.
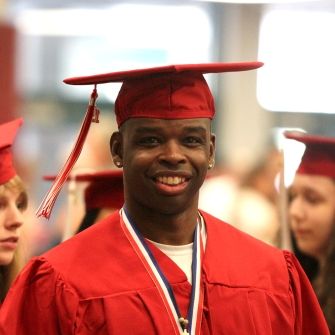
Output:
[1, 0, 334, 254]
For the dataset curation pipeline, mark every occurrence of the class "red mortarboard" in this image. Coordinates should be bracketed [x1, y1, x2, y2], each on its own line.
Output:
[0, 118, 23, 184]
[284, 131, 335, 178]
[64, 62, 263, 127]
[37, 62, 263, 219]
[83, 170, 124, 210]
[44, 170, 124, 210]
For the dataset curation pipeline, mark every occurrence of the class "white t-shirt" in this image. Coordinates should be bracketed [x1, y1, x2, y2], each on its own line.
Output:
[147, 216, 207, 284]
[148, 240, 193, 283]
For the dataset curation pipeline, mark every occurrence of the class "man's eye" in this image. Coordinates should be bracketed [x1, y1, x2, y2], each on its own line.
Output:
[138, 137, 160, 145]
[184, 136, 203, 145]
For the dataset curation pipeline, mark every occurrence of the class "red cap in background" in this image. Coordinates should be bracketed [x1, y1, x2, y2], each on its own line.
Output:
[0, 118, 23, 184]
[284, 131, 335, 178]
[43, 169, 124, 210]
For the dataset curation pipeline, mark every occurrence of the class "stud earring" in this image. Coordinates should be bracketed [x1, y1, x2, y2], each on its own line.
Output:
[115, 161, 122, 168]
[208, 160, 215, 170]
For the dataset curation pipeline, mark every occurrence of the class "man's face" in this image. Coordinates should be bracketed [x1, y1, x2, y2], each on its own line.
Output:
[111, 118, 215, 215]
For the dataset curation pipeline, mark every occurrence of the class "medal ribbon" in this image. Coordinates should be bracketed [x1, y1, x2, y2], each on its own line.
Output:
[120, 208, 203, 335]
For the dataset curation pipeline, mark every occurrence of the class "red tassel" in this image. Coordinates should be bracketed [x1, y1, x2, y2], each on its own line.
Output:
[36, 86, 100, 219]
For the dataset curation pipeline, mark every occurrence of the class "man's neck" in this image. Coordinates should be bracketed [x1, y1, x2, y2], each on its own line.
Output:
[124, 202, 199, 245]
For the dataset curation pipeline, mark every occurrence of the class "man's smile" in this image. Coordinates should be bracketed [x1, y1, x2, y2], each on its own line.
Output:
[152, 174, 190, 195]
[155, 176, 186, 185]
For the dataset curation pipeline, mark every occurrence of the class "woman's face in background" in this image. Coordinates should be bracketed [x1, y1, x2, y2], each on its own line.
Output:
[0, 187, 26, 265]
[288, 174, 335, 262]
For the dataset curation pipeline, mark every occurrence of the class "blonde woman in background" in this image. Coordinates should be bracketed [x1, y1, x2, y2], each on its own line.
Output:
[0, 118, 27, 303]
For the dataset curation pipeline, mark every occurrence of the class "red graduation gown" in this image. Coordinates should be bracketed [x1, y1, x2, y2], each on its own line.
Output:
[0, 211, 329, 334]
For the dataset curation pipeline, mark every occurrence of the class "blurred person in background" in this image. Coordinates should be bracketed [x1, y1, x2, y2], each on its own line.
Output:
[200, 143, 282, 246]
[75, 169, 124, 233]
[199, 165, 239, 225]
[229, 145, 282, 246]
[286, 131, 335, 334]
[0, 118, 27, 303]
[0, 63, 329, 334]
[74, 113, 119, 171]
[43, 169, 124, 237]
[33, 113, 120, 253]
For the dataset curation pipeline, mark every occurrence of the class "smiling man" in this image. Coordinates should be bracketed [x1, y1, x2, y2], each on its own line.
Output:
[0, 63, 330, 334]
[111, 117, 215, 245]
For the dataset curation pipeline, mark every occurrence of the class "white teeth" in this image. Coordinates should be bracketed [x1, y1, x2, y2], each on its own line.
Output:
[157, 176, 185, 185]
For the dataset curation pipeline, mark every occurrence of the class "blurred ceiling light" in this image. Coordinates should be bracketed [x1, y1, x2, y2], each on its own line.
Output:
[14, 5, 211, 41]
[258, 9, 335, 114]
[15, 9, 118, 36]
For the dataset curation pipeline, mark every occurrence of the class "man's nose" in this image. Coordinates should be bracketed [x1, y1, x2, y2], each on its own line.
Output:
[158, 140, 187, 165]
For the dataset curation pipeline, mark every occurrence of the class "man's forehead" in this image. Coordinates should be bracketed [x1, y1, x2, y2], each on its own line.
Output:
[121, 117, 211, 132]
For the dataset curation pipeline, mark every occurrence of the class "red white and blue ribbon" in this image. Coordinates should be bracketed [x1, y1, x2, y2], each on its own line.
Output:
[120, 208, 204, 335]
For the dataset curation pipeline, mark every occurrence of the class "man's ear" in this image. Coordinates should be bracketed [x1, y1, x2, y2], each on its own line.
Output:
[209, 133, 216, 162]
[110, 131, 123, 168]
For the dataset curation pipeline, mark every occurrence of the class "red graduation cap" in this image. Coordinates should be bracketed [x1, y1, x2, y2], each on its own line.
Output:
[37, 62, 263, 219]
[83, 170, 124, 210]
[0, 118, 23, 184]
[65, 62, 263, 127]
[284, 131, 335, 178]
[43, 169, 124, 210]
